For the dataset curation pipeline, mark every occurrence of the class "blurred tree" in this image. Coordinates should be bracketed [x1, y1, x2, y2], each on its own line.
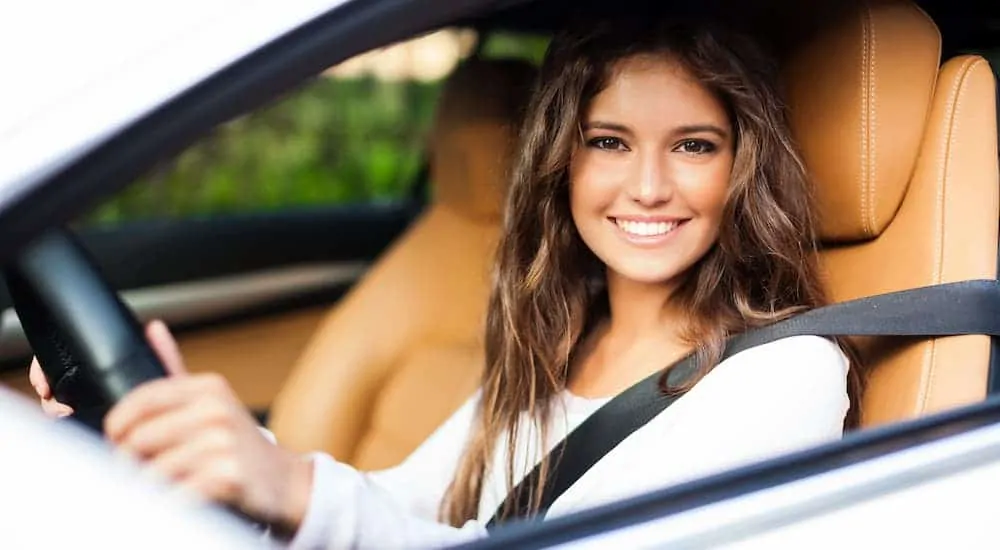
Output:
[85, 31, 549, 225]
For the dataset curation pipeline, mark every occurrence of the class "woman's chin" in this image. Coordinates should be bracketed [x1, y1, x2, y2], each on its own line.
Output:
[607, 264, 687, 288]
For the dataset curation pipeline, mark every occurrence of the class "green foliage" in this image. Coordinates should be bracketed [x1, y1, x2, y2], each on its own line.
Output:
[87, 77, 442, 224]
[85, 31, 550, 226]
[481, 31, 550, 64]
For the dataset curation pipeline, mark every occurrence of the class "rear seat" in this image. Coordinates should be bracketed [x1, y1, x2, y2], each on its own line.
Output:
[268, 58, 537, 469]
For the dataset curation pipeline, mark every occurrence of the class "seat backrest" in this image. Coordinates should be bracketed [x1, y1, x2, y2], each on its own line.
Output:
[268, 59, 537, 469]
[781, 0, 999, 427]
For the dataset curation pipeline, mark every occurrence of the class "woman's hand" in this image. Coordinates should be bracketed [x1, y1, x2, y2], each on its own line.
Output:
[102, 320, 314, 533]
[29, 320, 313, 533]
[27, 321, 190, 418]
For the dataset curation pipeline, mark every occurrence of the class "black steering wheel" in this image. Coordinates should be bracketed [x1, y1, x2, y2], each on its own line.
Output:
[3, 231, 270, 531]
[3, 228, 167, 432]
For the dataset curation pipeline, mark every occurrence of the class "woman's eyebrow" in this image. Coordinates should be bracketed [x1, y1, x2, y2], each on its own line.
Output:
[674, 124, 730, 139]
[583, 121, 731, 139]
[581, 121, 633, 135]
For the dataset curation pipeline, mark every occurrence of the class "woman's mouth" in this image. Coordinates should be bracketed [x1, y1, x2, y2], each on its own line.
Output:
[610, 217, 689, 244]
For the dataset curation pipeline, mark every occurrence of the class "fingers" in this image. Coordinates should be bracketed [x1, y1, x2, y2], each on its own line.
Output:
[144, 428, 234, 483]
[101, 367, 304, 529]
[146, 320, 187, 377]
[118, 393, 235, 459]
[105, 371, 261, 515]
[28, 358, 51, 399]
[41, 399, 74, 418]
[173, 457, 244, 506]
[29, 320, 184, 420]
[105, 373, 233, 444]
[29, 357, 74, 417]
[145, 432, 247, 512]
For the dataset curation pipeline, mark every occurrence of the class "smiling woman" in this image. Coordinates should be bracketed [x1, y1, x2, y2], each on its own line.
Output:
[442, 14, 854, 529]
[21, 10, 854, 550]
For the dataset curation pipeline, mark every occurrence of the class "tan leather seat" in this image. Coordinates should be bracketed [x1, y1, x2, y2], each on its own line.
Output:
[780, 0, 999, 427]
[268, 59, 537, 469]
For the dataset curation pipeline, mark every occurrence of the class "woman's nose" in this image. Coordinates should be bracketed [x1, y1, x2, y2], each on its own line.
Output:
[628, 152, 673, 207]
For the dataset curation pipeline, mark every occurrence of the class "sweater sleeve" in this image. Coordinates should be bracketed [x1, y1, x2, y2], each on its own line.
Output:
[287, 392, 489, 550]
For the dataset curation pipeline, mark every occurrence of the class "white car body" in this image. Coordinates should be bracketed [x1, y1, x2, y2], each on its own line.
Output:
[0, 0, 346, 210]
[0, 388, 266, 548]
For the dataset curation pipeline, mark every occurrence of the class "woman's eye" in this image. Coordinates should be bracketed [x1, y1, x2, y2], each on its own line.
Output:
[587, 137, 628, 151]
[676, 139, 716, 155]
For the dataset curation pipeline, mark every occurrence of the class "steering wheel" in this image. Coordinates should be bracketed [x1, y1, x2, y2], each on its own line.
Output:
[2, 231, 272, 532]
[3, 228, 167, 432]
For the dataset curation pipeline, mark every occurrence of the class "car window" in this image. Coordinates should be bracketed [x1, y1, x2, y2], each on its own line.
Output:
[80, 28, 548, 226]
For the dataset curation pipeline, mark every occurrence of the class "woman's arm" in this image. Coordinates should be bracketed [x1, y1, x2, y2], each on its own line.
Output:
[287, 393, 490, 549]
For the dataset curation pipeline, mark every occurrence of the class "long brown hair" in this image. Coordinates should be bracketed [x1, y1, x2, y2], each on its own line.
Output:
[442, 14, 862, 525]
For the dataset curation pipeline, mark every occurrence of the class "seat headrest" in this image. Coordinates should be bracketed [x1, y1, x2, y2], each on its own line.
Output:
[782, 0, 941, 242]
[429, 58, 537, 222]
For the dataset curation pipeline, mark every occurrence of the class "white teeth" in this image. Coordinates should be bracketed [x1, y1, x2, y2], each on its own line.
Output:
[615, 219, 678, 237]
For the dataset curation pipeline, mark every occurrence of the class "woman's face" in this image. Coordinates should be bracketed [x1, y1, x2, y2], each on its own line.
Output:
[569, 55, 734, 287]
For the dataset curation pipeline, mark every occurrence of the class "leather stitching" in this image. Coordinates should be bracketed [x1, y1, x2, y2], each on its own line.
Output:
[918, 56, 980, 414]
[859, 8, 872, 237]
[867, 5, 878, 237]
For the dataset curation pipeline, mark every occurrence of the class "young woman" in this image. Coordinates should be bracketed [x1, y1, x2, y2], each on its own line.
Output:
[30, 14, 855, 549]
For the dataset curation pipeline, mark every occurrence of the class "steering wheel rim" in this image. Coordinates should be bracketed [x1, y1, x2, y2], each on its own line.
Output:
[3, 228, 167, 432]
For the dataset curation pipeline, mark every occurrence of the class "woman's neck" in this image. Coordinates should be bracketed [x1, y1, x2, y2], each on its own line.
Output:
[604, 270, 682, 343]
[566, 270, 690, 398]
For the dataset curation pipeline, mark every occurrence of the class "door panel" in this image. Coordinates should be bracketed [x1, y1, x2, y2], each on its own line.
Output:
[0, 305, 330, 408]
[0, 203, 418, 407]
[0, 262, 365, 362]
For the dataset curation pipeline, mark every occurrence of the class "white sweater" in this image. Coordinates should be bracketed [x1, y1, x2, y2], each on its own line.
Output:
[287, 335, 850, 549]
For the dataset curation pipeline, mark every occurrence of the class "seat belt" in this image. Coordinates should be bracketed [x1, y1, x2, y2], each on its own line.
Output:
[485, 278, 1000, 529]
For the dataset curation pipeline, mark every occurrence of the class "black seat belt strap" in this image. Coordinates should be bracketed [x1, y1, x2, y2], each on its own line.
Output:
[486, 279, 1000, 529]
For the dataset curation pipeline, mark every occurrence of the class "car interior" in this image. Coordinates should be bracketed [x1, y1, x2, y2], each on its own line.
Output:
[1, 0, 999, 488]
[273, 0, 1000, 468]
[269, 58, 537, 468]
